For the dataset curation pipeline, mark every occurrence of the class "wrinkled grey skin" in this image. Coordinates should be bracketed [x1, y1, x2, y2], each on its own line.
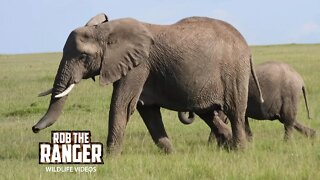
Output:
[32, 13, 263, 155]
[180, 61, 316, 142]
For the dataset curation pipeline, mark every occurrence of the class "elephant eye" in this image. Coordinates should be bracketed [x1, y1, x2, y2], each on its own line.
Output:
[79, 53, 88, 61]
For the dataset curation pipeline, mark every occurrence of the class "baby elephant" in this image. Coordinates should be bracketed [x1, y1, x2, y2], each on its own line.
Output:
[179, 61, 316, 141]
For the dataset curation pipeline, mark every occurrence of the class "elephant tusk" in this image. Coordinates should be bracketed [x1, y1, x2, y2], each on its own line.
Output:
[55, 84, 75, 98]
[38, 88, 53, 97]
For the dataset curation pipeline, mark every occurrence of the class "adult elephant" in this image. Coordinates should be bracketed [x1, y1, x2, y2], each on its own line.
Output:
[179, 61, 316, 142]
[32, 13, 263, 155]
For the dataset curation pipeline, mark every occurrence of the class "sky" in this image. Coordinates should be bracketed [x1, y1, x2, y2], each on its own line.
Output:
[0, 0, 319, 54]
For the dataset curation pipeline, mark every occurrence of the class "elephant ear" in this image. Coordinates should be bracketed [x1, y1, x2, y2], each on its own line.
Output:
[99, 19, 153, 85]
[85, 13, 108, 26]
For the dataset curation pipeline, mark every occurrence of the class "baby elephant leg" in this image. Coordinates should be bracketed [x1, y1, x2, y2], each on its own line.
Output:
[204, 111, 232, 147]
[244, 117, 253, 142]
[294, 121, 316, 138]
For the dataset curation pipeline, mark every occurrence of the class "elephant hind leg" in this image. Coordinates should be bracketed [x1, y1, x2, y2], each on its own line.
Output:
[196, 110, 232, 147]
[294, 121, 316, 138]
[137, 105, 173, 154]
[279, 101, 298, 141]
[279, 116, 295, 141]
[226, 110, 248, 149]
[244, 116, 253, 142]
[283, 123, 294, 141]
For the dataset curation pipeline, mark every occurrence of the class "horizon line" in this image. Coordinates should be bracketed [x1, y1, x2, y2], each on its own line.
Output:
[0, 43, 319, 55]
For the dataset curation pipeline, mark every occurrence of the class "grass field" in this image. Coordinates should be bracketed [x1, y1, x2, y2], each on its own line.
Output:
[0, 44, 320, 179]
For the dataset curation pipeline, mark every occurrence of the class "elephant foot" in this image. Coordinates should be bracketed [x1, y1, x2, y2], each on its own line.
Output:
[229, 135, 248, 151]
[246, 136, 253, 142]
[246, 133, 253, 142]
[208, 129, 246, 151]
[156, 137, 173, 154]
[207, 130, 233, 149]
[207, 132, 216, 144]
[218, 140, 233, 151]
[106, 143, 123, 157]
[214, 132, 233, 150]
[307, 129, 316, 138]
[293, 122, 316, 139]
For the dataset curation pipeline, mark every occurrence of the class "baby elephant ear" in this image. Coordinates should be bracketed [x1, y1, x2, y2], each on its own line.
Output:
[85, 13, 108, 26]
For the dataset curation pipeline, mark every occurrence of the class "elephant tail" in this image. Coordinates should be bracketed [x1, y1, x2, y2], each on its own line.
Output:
[178, 112, 195, 125]
[250, 56, 264, 103]
[302, 86, 311, 119]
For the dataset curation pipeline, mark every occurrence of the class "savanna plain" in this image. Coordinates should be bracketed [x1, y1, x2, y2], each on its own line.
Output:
[0, 44, 320, 179]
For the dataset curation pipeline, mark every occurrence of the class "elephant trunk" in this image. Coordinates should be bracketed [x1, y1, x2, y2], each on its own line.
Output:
[32, 59, 72, 133]
[178, 112, 195, 125]
[32, 96, 67, 133]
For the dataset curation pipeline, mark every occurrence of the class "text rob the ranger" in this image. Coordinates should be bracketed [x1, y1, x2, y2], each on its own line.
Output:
[39, 131, 103, 164]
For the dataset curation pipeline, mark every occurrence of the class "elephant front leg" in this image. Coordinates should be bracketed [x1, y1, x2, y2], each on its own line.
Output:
[106, 72, 148, 156]
[137, 105, 173, 153]
[107, 107, 129, 155]
[107, 95, 142, 155]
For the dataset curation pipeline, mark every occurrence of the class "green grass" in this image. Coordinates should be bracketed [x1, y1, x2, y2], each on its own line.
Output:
[1, 44, 320, 179]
